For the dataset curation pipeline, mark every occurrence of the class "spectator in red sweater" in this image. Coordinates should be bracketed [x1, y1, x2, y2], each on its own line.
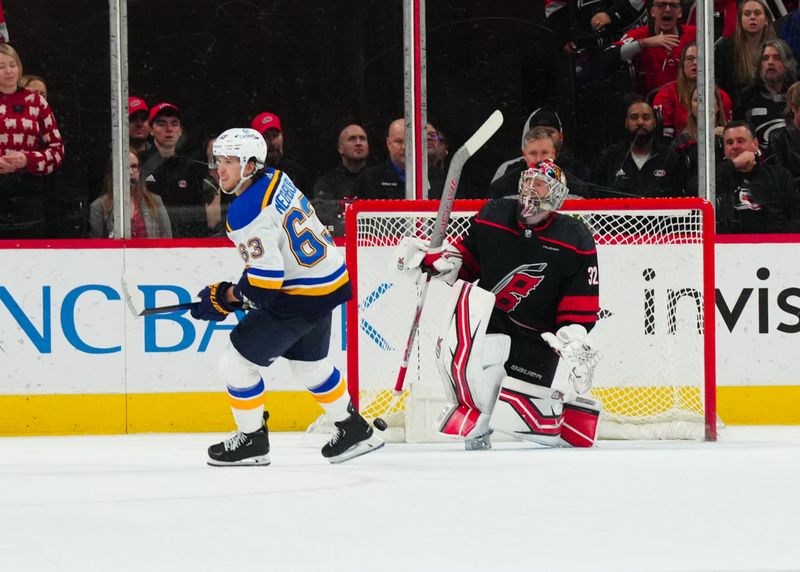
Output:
[653, 42, 733, 139]
[0, 44, 64, 238]
[603, 0, 696, 97]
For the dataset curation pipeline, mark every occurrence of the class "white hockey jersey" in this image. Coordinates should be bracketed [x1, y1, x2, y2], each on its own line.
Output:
[226, 168, 351, 313]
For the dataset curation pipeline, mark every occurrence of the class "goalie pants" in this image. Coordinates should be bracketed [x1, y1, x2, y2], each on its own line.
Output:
[490, 319, 559, 388]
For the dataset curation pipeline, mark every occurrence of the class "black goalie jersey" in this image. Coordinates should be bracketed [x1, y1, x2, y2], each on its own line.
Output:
[456, 199, 600, 345]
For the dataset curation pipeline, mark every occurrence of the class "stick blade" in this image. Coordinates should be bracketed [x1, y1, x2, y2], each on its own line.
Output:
[463, 109, 503, 156]
[138, 302, 196, 317]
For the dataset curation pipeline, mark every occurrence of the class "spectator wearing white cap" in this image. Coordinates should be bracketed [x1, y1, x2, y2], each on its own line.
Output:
[490, 107, 590, 194]
[250, 111, 311, 193]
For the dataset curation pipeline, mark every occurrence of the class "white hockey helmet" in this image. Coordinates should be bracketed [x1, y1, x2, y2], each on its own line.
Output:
[212, 128, 268, 194]
[518, 159, 568, 218]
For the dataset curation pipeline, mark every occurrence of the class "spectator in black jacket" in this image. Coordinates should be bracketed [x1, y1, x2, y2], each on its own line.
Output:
[492, 107, 589, 185]
[734, 39, 798, 153]
[489, 127, 592, 199]
[591, 98, 687, 197]
[768, 80, 800, 190]
[139, 102, 209, 237]
[312, 124, 370, 236]
[717, 120, 800, 233]
[355, 118, 445, 200]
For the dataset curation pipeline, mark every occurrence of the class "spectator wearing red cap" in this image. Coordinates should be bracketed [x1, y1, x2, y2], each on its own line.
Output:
[128, 96, 151, 155]
[0, 43, 64, 238]
[250, 111, 311, 193]
[138, 102, 211, 237]
[86, 95, 152, 202]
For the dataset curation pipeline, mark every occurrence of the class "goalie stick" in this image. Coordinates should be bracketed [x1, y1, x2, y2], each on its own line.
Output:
[372, 109, 504, 431]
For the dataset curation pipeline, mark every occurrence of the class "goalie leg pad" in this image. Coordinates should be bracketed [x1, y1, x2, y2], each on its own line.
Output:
[560, 393, 601, 448]
[437, 405, 492, 440]
[433, 280, 510, 440]
[492, 377, 565, 446]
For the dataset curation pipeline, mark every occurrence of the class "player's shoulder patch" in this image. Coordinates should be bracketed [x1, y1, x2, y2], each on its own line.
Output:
[226, 169, 284, 232]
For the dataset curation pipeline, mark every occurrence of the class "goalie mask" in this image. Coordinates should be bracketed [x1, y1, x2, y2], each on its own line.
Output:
[213, 128, 268, 195]
[517, 159, 568, 219]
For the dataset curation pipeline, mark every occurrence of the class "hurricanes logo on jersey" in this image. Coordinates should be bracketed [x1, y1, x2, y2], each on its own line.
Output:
[492, 263, 547, 312]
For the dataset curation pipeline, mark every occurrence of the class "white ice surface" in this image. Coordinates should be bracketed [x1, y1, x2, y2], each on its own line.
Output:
[1, 427, 799, 572]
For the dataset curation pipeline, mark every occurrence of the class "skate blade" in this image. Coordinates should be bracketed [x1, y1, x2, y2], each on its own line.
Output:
[207, 453, 271, 467]
[465, 439, 492, 451]
[327, 435, 385, 464]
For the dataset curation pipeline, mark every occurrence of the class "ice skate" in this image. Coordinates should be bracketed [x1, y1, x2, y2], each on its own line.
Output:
[208, 412, 271, 467]
[465, 429, 493, 451]
[322, 402, 384, 464]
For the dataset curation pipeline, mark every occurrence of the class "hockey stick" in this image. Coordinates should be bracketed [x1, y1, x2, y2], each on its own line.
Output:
[139, 301, 253, 316]
[139, 302, 197, 316]
[372, 109, 504, 431]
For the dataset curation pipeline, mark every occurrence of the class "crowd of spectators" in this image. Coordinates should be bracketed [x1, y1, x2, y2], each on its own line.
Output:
[3, 0, 800, 240]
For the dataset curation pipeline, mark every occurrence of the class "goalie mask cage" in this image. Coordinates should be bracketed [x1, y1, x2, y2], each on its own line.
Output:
[339, 198, 716, 442]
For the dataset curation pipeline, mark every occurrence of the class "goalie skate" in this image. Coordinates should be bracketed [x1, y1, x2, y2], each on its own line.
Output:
[322, 403, 385, 464]
[208, 412, 271, 467]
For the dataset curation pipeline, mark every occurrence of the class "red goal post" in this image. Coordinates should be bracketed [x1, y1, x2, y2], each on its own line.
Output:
[343, 198, 717, 442]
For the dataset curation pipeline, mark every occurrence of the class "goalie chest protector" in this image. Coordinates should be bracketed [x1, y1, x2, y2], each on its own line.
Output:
[457, 199, 599, 336]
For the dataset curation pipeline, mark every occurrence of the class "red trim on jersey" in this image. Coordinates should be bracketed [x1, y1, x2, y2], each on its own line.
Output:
[474, 217, 518, 236]
[558, 295, 599, 312]
[540, 236, 596, 255]
[455, 240, 480, 280]
[557, 313, 598, 324]
[517, 213, 555, 233]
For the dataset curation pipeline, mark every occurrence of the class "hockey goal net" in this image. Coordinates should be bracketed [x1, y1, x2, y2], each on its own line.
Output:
[335, 198, 716, 442]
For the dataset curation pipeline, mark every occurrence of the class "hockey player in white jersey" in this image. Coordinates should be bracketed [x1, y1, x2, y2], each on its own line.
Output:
[191, 128, 383, 465]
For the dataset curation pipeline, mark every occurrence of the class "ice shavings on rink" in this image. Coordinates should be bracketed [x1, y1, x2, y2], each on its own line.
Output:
[1, 426, 799, 572]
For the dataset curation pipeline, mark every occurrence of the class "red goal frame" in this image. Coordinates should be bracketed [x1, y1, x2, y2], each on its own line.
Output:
[344, 197, 717, 441]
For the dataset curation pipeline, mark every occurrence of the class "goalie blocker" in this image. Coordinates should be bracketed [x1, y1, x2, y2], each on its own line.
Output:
[431, 279, 600, 448]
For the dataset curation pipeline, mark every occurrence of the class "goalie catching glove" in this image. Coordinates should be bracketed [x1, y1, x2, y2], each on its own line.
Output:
[541, 324, 600, 394]
[396, 237, 463, 284]
[191, 281, 243, 321]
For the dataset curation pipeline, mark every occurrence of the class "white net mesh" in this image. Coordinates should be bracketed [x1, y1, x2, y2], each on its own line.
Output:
[312, 199, 714, 441]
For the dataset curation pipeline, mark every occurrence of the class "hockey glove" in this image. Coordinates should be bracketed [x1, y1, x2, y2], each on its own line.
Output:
[191, 281, 242, 322]
[541, 324, 601, 395]
[395, 237, 463, 285]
